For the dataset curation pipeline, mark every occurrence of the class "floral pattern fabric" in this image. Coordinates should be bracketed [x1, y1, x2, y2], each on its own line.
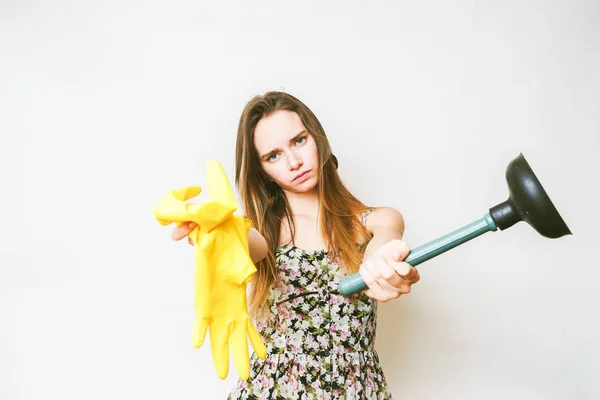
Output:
[228, 211, 392, 399]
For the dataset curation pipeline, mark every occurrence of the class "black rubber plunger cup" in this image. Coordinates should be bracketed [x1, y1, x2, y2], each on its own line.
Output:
[338, 153, 572, 296]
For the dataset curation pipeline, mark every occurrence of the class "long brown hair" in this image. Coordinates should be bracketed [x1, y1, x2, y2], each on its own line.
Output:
[235, 91, 371, 316]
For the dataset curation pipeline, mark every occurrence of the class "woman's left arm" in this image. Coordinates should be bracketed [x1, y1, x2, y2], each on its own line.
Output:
[359, 207, 420, 302]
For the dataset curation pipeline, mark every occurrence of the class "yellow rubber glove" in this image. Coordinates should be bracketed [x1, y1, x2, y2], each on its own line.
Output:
[152, 159, 267, 380]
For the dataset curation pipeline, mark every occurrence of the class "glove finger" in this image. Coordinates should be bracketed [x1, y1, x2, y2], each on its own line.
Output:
[206, 160, 237, 209]
[192, 317, 208, 348]
[172, 186, 201, 201]
[247, 319, 267, 359]
[230, 320, 250, 380]
[210, 323, 231, 380]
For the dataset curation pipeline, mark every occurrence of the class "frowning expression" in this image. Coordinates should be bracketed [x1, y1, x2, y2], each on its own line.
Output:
[254, 110, 319, 193]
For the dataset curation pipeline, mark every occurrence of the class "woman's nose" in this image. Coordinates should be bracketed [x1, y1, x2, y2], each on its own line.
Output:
[287, 151, 303, 169]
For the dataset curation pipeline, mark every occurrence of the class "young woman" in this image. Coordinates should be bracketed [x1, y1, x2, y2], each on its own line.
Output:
[172, 91, 420, 399]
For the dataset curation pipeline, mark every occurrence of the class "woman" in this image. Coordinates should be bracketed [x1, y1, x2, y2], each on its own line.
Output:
[172, 91, 420, 399]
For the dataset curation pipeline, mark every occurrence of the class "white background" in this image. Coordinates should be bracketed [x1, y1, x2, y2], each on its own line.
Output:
[1, 0, 599, 399]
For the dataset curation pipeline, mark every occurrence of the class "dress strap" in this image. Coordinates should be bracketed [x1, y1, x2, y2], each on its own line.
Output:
[360, 208, 375, 226]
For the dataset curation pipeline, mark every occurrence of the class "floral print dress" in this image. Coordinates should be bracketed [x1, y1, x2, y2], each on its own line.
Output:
[228, 210, 392, 399]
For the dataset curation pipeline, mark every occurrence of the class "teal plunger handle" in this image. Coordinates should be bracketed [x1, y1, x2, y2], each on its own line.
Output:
[338, 213, 499, 296]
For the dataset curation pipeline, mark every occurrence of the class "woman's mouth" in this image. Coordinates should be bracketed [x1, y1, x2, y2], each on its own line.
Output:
[293, 170, 311, 182]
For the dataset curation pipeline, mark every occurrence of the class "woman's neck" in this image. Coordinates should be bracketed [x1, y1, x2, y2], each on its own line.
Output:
[283, 189, 320, 218]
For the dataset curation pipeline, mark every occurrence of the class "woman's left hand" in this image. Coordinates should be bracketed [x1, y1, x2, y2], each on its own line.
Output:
[358, 239, 420, 302]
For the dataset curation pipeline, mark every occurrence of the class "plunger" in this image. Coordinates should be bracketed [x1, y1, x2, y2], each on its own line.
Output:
[338, 153, 572, 296]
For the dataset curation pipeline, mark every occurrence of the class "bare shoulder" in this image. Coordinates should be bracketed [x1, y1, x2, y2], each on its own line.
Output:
[364, 207, 405, 235]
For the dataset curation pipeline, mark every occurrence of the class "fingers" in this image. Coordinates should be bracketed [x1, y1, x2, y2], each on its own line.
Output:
[403, 265, 420, 284]
[360, 259, 403, 302]
[231, 321, 250, 380]
[360, 258, 417, 302]
[382, 240, 419, 283]
[359, 263, 386, 301]
[210, 323, 231, 380]
[388, 240, 411, 262]
[171, 221, 197, 241]
[229, 319, 267, 381]
[373, 258, 404, 289]
[388, 260, 420, 284]
[192, 317, 209, 348]
[247, 319, 267, 359]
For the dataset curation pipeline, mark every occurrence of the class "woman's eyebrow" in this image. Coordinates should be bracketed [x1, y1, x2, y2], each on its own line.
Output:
[260, 130, 307, 159]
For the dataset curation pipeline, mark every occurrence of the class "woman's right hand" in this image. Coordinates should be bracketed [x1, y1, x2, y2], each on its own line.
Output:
[171, 221, 197, 245]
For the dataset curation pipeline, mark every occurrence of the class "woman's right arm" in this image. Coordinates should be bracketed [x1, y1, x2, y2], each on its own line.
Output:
[171, 221, 269, 263]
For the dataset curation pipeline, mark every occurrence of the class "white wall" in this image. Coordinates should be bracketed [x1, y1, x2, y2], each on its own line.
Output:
[1, 0, 598, 399]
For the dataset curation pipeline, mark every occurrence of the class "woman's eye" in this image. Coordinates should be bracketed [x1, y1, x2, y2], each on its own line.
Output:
[295, 136, 306, 145]
[268, 153, 279, 161]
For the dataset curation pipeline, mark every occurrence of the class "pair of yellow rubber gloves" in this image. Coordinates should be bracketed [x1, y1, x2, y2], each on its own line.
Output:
[152, 160, 267, 380]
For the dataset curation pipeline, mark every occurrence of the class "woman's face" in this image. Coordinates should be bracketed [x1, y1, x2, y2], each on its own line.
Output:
[254, 110, 320, 194]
